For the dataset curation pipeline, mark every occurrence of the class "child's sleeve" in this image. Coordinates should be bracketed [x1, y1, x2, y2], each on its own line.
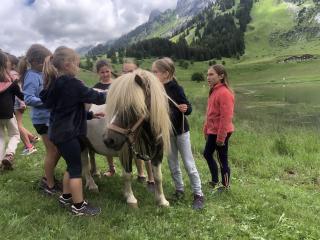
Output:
[23, 75, 44, 107]
[217, 91, 234, 143]
[12, 81, 24, 101]
[177, 85, 192, 115]
[75, 79, 106, 105]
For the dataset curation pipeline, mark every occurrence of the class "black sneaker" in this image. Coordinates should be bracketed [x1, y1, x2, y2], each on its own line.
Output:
[170, 190, 185, 201]
[71, 201, 101, 216]
[192, 194, 205, 210]
[40, 177, 63, 191]
[59, 195, 73, 208]
[40, 183, 61, 196]
[216, 185, 230, 192]
[137, 175, 146, 183]
[146, 181, 155, 192]
[208, 181, 219, 188]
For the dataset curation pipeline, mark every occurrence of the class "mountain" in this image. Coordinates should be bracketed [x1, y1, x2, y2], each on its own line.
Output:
[86, 0, 320, 59]
[175, 0, 215, 17]
[87, 0, 216, 56]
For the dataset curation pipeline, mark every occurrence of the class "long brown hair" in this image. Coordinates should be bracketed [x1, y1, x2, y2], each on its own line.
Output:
[209, 64, 233, 95]
[18, 44, 51, 85]
[43, 46, 79, 89]
[95, 59, 118, 78]
[0, 51, 9, 82]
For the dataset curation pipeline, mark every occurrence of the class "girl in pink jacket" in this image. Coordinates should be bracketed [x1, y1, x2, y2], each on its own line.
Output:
[203, 64, 234, 190]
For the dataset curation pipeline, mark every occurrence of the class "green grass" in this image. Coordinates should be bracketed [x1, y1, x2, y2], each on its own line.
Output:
[1, 56, 320, 239]
[244, 0, 320, 61]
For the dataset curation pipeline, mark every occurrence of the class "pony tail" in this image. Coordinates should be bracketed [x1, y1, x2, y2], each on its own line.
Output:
[18, 57, 29, 86]
[43, 55, 58, 89]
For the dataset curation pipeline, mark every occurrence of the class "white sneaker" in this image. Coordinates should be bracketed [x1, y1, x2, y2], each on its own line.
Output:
[21, 146, 37, 156]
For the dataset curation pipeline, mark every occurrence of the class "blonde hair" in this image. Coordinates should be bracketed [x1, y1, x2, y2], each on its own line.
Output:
[123, 58, 139, 67]
[105, 69, 171, 153]
[152, 57, 176, 81]
[18, 44, 51, 83]
[43, 46, 79, 89]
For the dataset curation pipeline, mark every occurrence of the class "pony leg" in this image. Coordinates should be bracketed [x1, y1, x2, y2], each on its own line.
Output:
[122, 170, 138, 208]
[89, 149, 100, 177]
[81, 149, 99, 192]
[152, 163, 169, 207]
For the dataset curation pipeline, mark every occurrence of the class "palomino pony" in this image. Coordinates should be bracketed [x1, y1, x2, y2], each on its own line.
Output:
[83, 69, 171, 207]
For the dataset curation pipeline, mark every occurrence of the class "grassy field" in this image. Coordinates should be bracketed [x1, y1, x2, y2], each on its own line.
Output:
[1, 55, 320, 240]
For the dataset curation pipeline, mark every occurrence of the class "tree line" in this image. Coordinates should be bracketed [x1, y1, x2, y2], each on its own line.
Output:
[89, 0, 253, 61]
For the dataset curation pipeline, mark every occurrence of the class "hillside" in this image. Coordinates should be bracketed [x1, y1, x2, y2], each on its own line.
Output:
[244, 0, 320, 61]
[86, 0, 320, 60]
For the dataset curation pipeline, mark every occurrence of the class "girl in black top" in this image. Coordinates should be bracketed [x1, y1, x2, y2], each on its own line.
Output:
[93, 60, 115, 177]
[0, 51, 24, 170]
[40, 46, 106, 216]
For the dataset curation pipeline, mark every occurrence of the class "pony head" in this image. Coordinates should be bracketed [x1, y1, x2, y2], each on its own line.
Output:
[103, 69, 171, 153]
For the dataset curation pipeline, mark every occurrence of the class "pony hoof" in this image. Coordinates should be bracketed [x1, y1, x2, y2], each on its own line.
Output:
[92, 172, 101, 178]
[158, 200, 170, 207]
[128, 202, 138, 208]
[88, 186, 99, 193]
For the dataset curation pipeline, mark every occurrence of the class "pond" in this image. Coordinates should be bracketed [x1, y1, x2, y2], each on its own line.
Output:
[235, 81, 320, 128]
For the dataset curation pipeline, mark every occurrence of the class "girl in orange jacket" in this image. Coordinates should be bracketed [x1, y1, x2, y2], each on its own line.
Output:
[203, 64, 234, 190]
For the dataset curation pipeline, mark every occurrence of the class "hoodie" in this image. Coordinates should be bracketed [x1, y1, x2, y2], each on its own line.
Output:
[0, 73, 23, 119]
[40, 75, 106, 144]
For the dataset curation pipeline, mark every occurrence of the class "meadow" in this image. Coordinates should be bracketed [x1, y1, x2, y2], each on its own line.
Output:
[1, 57, 320, 240]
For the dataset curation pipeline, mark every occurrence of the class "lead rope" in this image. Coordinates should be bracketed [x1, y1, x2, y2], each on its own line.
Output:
[163, 92, 185, 134]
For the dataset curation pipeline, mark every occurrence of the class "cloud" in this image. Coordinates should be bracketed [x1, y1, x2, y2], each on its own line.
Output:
[0, 0, 177, 56]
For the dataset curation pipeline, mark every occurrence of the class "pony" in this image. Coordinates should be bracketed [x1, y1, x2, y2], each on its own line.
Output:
[82, 69, 171, 207]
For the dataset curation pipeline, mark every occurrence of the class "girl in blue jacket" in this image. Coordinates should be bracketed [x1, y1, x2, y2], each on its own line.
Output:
[20, 44, 61, 195]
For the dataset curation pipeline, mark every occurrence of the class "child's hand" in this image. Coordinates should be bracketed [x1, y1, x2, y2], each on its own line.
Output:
[204, 134, 208, 141]
[93, 112, 105, 119]
[178, 104, 188, 113]
[216, 141, 225, 147]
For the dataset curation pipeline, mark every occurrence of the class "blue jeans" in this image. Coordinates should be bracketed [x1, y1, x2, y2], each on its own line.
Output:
[168, 131, 203, 196]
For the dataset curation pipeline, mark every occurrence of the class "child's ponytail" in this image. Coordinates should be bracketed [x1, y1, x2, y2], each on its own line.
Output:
[17, 57, 29, 86]
[43, 55, 58, 89]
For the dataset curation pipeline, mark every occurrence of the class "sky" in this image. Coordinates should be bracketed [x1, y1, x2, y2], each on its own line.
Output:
[0, 0, 178, 56]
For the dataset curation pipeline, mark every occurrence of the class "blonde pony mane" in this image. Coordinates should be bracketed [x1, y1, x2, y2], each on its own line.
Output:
[105, 69, 171, 153]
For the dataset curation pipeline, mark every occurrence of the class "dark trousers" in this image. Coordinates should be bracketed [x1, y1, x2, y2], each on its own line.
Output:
[56, 137, 85, 179]
[203, 133, 232, 187]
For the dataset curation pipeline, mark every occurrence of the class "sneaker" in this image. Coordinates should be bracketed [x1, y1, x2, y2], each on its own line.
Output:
[40, 182, 61, 196]
[30, 135, 40, 145]
[59, 195, 73, 208]
[171, 190, 185, 201]
[103, 166, 115, 177]
[2, 154, 14, 170]
[192, 194, 205, 210]
[137, 175, 146, 183]
[216, 185, 230, 192]
[71, 201, 101, 216]
[40, 177, 63, 192]
[208, 181, 219, 188]
[20, 146, 37, 156]
[146, 181, 155, 192]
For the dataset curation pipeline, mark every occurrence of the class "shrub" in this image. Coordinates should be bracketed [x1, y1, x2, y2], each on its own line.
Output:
[191, 72, 205, 82]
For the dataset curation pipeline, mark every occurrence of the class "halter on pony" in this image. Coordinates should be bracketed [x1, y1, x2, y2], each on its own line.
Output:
[106, 73, 158, 161]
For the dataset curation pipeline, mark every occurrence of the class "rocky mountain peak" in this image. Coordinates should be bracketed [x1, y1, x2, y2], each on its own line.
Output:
[175, 0, 216, 17]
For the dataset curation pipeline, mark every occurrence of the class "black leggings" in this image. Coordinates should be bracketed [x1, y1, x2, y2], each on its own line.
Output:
[56, 137, 85, 179]
[203, 133, 232, 187]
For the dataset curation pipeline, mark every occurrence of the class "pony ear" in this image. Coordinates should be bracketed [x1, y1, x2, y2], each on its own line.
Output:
[134, 74, 144, 88]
